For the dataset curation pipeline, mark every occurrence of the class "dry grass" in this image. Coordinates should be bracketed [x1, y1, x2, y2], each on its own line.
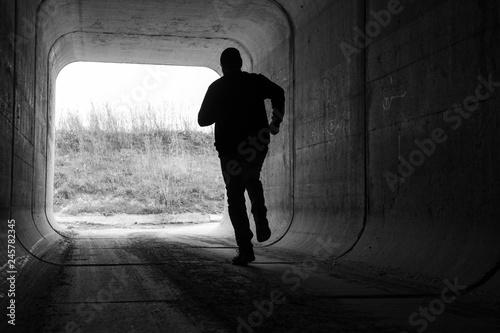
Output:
[54, 103, 224, 216]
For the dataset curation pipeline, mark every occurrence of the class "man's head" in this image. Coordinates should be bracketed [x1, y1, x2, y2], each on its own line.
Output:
[220, 47, 242, 75]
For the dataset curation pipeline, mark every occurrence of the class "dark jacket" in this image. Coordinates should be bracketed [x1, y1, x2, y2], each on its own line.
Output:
[198, 71, 285, 156]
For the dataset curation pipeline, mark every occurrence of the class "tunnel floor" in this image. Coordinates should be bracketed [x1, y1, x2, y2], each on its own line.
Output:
[13, 224, 500, 333]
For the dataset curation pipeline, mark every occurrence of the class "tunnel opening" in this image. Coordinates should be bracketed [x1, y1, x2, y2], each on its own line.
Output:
[52, 61, 225, 231]
[35, 0, 295, 244]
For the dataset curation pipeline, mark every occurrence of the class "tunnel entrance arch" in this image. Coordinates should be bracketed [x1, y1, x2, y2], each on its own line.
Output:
[34, 0, 294, 244]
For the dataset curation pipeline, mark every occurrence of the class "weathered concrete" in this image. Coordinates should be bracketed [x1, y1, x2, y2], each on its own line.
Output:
[1, 0, 499, 331]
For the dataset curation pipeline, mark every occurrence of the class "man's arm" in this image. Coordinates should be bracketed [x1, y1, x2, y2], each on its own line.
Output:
[198, 85, 218, 127]
[270, 107, 284, 135]
[259, 75, 285, 134]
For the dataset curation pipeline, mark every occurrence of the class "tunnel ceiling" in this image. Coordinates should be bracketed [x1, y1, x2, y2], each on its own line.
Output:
[39, 0, 291, 73]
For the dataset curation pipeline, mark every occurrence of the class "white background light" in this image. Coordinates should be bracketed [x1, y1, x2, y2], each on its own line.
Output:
[56, 62, 220, 131]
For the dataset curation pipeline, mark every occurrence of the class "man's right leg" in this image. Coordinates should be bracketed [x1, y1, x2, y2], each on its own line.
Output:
[220, 155, 255, 265]
[246, 178, 270, 242]
[245, 147, 271, 242]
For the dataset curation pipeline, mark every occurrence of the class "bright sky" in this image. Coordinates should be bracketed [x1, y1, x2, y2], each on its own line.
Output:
[56, 62, 220, 130]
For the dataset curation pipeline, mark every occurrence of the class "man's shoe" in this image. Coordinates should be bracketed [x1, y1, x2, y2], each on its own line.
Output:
[256, 225, 271, 242]
[232, 249, 255, 266]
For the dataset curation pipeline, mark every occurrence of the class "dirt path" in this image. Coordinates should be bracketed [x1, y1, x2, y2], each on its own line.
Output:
[55, 213, 224, 230]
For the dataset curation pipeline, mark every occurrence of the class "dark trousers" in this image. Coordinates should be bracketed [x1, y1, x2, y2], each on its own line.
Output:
[220, 147, 269, 251]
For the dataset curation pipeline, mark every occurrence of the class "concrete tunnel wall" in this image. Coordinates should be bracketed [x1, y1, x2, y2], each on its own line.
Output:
[0, 0, 499, 300]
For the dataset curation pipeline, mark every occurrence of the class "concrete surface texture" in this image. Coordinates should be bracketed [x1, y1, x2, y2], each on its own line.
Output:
[0, 0, 499, 332]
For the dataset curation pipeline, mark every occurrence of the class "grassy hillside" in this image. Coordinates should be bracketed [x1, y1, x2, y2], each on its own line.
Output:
[54, 106, 224, 216]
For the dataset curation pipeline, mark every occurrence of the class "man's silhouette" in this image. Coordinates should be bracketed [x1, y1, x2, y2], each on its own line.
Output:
[198, 48, 285, 265]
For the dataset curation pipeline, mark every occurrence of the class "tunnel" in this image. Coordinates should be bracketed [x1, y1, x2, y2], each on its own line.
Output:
[1, 0, 500, 332]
